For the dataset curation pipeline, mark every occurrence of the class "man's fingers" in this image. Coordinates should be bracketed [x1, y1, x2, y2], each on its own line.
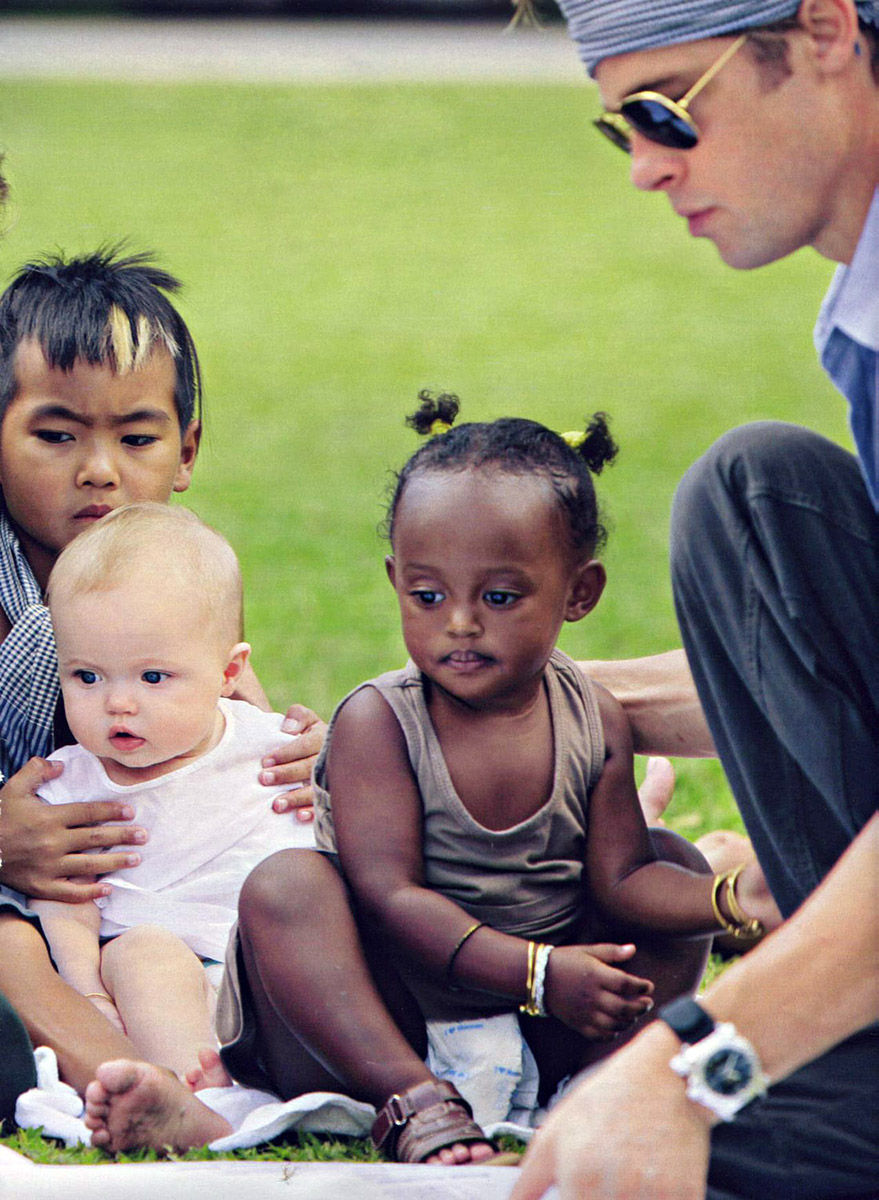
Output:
[280, 704, 324, 735]
[272, 790, 315, 820]
[28, 876, 116, 903]
[65, 821, 147, 852]
[16, 755, 65, 787]
[59, 850, 142, 879]
[264, 735, 322, 772]
[53, 799, 137, 829]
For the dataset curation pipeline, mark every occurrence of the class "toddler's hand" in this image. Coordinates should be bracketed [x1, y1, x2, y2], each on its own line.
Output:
[259, 705, 327, 820]
[544, 943, 654, 1039]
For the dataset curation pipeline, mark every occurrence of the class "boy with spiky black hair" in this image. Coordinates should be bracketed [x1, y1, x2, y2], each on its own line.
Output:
[0, 247, 323, 1101]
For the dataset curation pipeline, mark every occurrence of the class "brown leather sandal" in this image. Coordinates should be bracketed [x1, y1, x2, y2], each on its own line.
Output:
[370, 1079, 520, 1165]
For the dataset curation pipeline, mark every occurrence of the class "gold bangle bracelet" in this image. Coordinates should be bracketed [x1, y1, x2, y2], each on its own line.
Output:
[711, 867, 765, 942]
[519, 940, 538, 1016]
[725, 864, 765, 940]
[446, 922, 484, 984]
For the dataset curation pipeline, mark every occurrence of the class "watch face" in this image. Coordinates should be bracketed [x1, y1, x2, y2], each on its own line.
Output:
[704, 1047, 754, 1095]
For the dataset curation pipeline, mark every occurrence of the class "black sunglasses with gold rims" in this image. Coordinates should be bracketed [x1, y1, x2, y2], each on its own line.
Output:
[594, 34, 747, 154]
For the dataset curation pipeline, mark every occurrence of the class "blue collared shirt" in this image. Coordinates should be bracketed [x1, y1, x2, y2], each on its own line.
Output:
[814, 187, 879, 510]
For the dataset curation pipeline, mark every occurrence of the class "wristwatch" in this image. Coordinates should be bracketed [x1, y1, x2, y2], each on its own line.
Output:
[660, 996, 768, 1122]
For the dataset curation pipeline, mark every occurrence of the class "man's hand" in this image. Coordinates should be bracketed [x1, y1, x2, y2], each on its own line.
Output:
[259, 705, 327, 820]
[544, 943, 654, 1038]
[0, 757, 146, 901]
[512, 1023, 713, 1200]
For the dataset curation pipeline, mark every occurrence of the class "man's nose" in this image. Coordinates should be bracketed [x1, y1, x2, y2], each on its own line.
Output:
[628, 132, 684, 193]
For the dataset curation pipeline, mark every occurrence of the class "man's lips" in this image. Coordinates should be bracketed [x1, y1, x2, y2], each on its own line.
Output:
[677, 206, 717, 235]
[74, 505, 113, 520]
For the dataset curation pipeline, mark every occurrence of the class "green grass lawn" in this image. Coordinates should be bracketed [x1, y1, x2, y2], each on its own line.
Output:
[0, 75, 850, 1163]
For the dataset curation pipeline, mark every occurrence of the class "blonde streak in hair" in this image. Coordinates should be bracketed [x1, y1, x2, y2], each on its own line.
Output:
[132, 315, 180, 372]
[107, 305, 135, 374]
[132, 314, 153, 372]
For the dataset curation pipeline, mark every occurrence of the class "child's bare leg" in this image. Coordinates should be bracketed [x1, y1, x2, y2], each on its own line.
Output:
[99, 925, 230, 1087]
[613, 825, 712, 1006]
[234, 849, 496, 1165]
[0, 914, 137, 1094]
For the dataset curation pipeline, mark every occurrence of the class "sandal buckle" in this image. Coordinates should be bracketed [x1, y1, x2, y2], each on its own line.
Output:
[387, 1094, 409, 1126]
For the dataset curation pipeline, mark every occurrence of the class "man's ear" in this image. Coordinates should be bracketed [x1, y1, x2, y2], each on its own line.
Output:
[798, 0, 861, 72]
[565, 560, 606, 623]
[385, 555, 397, 589]
[173, 419, 201, 494]
[221, 642, 252, 696]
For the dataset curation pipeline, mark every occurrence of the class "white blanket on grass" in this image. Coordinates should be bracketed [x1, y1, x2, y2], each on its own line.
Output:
[16, 1012, 541, 1152]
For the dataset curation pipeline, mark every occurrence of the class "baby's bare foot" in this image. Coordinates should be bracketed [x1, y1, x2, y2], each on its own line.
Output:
[84, 1059, 231, 1153]
[184, 1047, 233, 1092]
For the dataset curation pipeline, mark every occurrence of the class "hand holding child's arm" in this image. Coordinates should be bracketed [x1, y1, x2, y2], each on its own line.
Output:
[29, 889, 125, 1033]
[0, 757, 145, 901]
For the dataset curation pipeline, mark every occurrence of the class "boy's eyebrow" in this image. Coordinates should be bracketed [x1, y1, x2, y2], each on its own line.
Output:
[28, 403, 174, 427]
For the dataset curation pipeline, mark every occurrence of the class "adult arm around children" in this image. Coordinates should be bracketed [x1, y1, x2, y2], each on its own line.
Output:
[513, 811, 879, 1200]
[578, 648, 716, 758]
[327, 687, 656, 1039]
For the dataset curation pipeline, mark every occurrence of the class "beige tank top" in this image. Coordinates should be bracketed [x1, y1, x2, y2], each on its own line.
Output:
[315, 649, 605, 955]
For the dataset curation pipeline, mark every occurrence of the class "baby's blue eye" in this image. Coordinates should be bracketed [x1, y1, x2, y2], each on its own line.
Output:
[484, 591, 518, 608]
[141, 670, 167, 685]
[412, 590, 444, 607]
[75, 669, 99, 685]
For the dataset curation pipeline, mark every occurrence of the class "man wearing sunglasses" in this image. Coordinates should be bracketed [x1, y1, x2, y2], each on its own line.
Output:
[514, 2, 878, 1198]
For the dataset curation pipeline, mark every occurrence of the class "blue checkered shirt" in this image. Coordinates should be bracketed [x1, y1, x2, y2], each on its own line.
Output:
[0, 509, 58, 785]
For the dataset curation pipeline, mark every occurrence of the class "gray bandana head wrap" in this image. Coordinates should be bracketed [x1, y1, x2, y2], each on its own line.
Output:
[559, 0, 879, 77]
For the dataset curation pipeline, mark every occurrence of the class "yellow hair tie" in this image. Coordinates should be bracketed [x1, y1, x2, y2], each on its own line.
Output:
[560, 430, 588, 449]
[429, 420, 452, 438]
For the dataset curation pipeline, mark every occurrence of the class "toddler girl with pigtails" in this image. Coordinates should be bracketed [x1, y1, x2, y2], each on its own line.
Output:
[217, 393, 766, 1167]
